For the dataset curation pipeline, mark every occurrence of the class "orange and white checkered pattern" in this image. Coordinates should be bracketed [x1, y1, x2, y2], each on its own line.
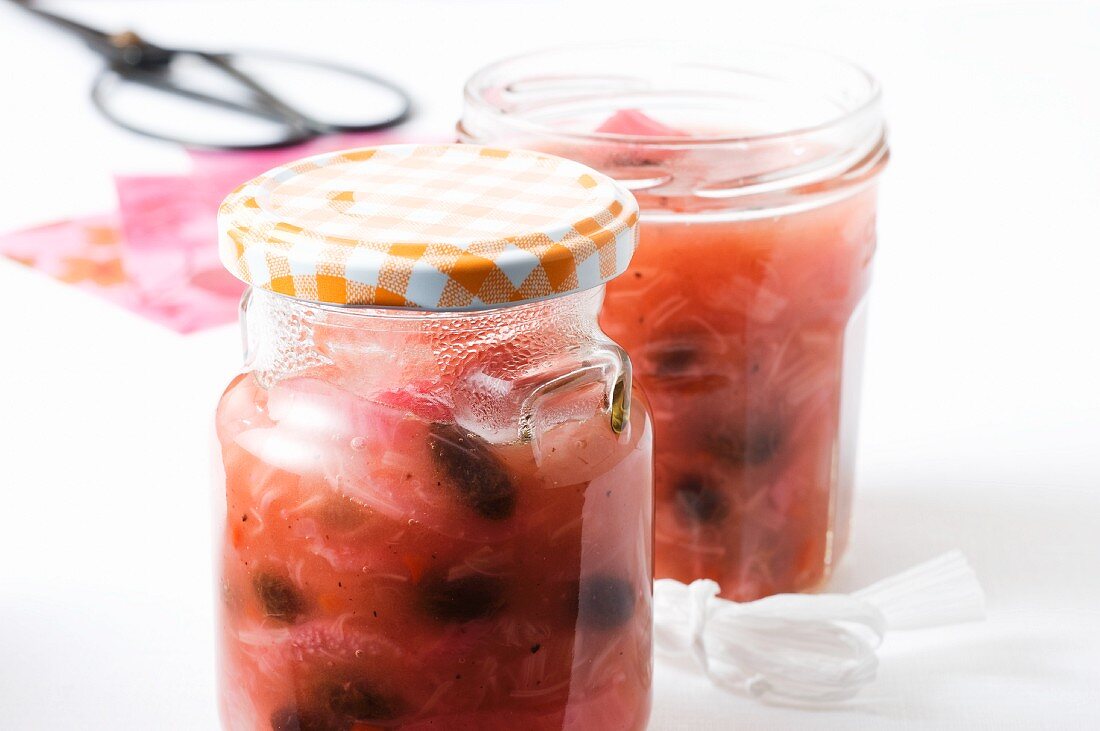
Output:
[218, 144, 639, 309]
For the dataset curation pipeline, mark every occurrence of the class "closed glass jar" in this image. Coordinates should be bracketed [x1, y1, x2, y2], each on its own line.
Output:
[460, 43, 888, 600]
[213, 145, 653, 730]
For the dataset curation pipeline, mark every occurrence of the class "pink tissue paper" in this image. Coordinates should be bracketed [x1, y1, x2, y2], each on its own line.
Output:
[0, 131, 416, 334]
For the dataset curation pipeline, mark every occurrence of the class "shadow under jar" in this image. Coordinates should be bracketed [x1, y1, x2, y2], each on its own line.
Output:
[460, 43, 888, 600]
[213, 145, 653, 730]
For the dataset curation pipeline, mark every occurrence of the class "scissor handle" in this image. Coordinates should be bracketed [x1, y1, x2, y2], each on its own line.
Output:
[10, 0, 414, 149]
[92, 50, 413, 149]
[89, 65, 318, 151]
[242, 52, 414, 134]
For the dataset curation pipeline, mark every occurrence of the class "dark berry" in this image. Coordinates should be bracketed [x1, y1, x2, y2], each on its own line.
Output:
[420, 574, 505, 622]
[673, 473, 729, 524]
[578, 575, 636, 631]
[428, 423, 516, 520]
[322, 679, 400, 722]
[253, 572, 305, 622]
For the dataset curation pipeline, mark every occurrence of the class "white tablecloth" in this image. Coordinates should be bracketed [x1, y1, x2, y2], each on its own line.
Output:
[1, 1, 1098, 728]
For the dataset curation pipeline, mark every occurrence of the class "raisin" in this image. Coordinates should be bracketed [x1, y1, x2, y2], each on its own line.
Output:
[673, 473, 729, 524]
[420, 574, 505, 622]
[322, 679, 400, 723]
[651, 343, 698, 377]
[578, 575, 636, 631]
[427, 423, 516, 520]
[253, 572, 305, 622]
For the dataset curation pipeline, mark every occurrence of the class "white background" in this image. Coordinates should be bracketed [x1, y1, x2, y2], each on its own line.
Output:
[1, 1, 1098, 729]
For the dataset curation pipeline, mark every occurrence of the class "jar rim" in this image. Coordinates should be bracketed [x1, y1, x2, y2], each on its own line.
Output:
[461, 40, 883, 147]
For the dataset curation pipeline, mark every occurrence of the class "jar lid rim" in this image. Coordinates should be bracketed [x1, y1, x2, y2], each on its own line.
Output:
[218, 144, 639, 309]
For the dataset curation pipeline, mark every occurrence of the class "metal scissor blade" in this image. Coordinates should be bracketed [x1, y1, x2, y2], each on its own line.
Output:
[6, 0, 112, 45]
[7, 0, 175, 67]
[195, 52, 326, 132]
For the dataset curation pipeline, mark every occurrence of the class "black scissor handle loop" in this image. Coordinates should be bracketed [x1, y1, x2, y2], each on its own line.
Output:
[88, 52, 413, 149]
[89, 66, 317, 151]
[220, 50, 415, 134]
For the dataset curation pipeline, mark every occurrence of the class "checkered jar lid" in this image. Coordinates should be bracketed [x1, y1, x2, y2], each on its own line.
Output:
[217, 144, 639, 309]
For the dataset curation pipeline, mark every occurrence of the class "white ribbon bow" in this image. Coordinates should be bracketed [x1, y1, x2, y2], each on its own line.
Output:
[654, 551, 985, 705]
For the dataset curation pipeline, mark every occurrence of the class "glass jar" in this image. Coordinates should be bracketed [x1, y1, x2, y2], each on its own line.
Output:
[460, 43, 888, 600]
[213, 145, 653, 730]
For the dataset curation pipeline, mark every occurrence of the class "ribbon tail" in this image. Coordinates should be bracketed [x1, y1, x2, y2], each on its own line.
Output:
[854, 550, 986, 630]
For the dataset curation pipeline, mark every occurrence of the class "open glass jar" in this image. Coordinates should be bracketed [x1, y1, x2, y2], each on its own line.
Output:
[460, 43, 888, 600]
[213, 145, 653, 730]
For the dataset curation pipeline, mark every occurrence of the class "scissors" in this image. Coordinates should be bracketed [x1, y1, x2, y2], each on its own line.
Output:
[6, 0, 413, 149]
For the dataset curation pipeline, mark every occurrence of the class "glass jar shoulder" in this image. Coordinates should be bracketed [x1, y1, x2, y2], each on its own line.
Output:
[210, 303, 646, 496]
[215, 335, 648, 486]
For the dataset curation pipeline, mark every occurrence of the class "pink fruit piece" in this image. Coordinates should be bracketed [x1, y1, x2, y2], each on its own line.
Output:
[371, 381, 455, 423]
[592, 109, 690, 169]
[596, 109, 689, 138]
